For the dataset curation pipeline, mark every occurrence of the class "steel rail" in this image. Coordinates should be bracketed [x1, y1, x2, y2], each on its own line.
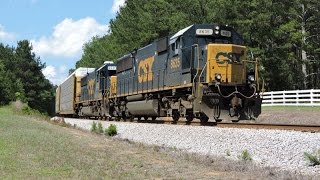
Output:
[67, 116, 320, 133]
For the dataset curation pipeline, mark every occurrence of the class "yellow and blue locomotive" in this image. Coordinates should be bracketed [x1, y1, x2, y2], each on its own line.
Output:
[56, 24, 262, 122]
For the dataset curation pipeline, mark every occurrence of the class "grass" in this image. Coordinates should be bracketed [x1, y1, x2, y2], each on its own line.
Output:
[304, 150, 320, 166]
[238, 150, 252, 161]
[105, 124, 117, 136]
[0, 105, 249, 179]
[0, 104, 317, 179]
[91, 121, 97, 132]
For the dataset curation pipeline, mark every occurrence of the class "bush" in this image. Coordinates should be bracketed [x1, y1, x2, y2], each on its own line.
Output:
[97, 122, 104, 134]
[238, 149, 252, 161]
[91, 122, 97, 132]
[105, 124, 117, 136]
[22, 106, 32, 115]
[304, 150, 320, 166]
[21, 105, 41, 116]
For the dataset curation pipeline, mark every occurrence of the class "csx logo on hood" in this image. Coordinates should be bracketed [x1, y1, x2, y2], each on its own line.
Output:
[215, 51, 244, 64]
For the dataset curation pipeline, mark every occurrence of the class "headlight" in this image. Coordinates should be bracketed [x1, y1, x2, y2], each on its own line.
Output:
[214, 30, 219, 35]
[215, 26, 220, 30]
[248, 75, 255, 82]
[215, 74, 222, 81]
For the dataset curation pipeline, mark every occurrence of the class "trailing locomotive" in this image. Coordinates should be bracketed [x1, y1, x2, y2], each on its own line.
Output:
[55, 24, 262, 122]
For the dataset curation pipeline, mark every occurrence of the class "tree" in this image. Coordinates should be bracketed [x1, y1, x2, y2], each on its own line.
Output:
[75, 0, 320, 90]
[0, 40, 55, 115]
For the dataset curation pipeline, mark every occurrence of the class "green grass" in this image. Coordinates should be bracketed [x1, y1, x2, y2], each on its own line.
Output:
[304, 150, 320, 166]
[0, 105, 316, 179]
[0, 105, 246, 179]
[0, 106, 131, 179]
[105, 124, 117, 136]
[238, 150, 252, 161]
[0, 106, 75, 178]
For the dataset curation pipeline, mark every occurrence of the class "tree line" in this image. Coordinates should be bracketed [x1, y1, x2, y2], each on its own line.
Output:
[0, 40, 55, 115]
[76, 0, 320, 91]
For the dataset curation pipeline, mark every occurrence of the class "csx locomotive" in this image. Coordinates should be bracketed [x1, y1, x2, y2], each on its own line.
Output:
[55, 24, 262, 122]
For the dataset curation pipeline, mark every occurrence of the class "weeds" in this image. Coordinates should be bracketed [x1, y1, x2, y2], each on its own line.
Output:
[97, 122, 104, 134]
[105, 124, 117, 136]
[91, 122, 97, 132]
[304, 150, 320, 166]
[238, 150, 252, 161]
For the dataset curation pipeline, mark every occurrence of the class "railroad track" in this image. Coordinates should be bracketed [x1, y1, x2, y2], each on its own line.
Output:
[214, 122, 320, 133]
[71, 117, 320, 133]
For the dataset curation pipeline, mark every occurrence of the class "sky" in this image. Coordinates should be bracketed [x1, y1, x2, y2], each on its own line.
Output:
[0, 0, 126, 85]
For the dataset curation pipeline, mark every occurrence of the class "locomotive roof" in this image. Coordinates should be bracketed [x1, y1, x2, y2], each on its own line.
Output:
[96, 61, 116, 72]
[58, 67, 95, 86]
[169, 24, 193, 44]
[169, 24, 234, 44]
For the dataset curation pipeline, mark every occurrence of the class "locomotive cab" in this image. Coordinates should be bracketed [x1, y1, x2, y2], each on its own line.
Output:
[190, 25, 262, 121]
[96, 61, 117, 95]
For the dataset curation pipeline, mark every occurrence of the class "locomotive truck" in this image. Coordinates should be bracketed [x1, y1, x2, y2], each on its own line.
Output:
[55, 24, 262, 122]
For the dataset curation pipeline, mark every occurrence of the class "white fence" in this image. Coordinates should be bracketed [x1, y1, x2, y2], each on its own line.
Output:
[262, 89, 320, 106]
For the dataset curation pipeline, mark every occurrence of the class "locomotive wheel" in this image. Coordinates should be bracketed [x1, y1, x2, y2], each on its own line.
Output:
[172, 111, 180, 122]
[186, 113, 194, 122]
[144, 116, 149, 120]
[106, 116, 112, 121]
[137, 116, 142, 121]
[199, 113, 209, 123]
[151, 117, 156, 121]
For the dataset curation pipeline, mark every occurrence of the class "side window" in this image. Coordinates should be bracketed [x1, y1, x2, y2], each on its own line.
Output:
[171, 43, 175, 52]
[170, 38, 180, 55]
[175, 39, 179, 49]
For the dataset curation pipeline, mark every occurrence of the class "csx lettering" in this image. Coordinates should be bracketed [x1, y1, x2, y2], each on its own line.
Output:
[215, 51, 244, 64]
[88, 79, 95, 96]
[170, 57, 180, 69]
[138, 56, 155, 83]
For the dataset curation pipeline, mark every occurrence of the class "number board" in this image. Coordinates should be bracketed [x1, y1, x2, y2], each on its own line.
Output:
[196, 29, 213, 36]
[108, 66, 116, 70]
[221, 30, 232, 37]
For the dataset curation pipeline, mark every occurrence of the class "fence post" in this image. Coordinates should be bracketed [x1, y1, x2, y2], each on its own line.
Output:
[310, 89, 314, 106]
[283, 91, 285, 105]
[296, 90, 299, 105]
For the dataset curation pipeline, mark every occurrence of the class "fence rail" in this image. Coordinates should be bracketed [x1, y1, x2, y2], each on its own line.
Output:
[262, 89, 320, 106]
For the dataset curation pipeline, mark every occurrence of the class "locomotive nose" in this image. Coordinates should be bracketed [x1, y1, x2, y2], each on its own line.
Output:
[206, 44, 247, 85]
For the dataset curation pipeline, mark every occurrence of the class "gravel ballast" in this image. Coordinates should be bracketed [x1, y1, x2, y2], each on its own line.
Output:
[64, 118, 320, 176]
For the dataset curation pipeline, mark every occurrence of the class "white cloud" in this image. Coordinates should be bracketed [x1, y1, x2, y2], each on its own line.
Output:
[0, 25, 15, 40]
[42, 65, 56, 79]
[42, 65, 68, 85]
[31, 17, 108, 58]
[111, 0, 126, 14]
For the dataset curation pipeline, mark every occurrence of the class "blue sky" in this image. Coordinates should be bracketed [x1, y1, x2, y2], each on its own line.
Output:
[0, 0, 125, 85]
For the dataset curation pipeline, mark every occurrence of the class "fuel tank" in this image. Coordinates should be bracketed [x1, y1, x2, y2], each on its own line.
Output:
[126, 99, 159, 116]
